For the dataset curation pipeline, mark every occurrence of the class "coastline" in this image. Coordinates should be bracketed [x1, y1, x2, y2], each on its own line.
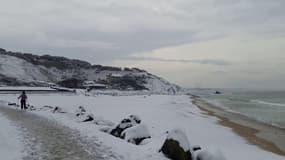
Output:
[191, 95, 285, 156]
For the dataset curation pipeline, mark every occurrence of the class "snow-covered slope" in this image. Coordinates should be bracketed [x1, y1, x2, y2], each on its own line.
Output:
[0, 48, 180, 94]
[0, 54, 50, 83]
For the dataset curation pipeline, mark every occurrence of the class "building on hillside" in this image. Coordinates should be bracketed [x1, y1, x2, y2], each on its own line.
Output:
[83, 81, 108, 91]
[107, 73, 123, 83]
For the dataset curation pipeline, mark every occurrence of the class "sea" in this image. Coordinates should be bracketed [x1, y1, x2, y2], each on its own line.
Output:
[191, 88, 285, 129]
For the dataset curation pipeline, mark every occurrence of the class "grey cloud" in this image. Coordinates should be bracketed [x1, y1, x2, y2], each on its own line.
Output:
[0, 29, 196, 63]
[0, 0, 285, 90]
[126, 57, 231, 66]
[1, 0, 284, 64]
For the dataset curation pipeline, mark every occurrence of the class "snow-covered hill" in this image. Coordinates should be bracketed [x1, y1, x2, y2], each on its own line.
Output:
[0, 48, 180, 94]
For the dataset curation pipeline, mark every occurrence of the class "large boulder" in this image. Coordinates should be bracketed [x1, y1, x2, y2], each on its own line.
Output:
[110, 115, 141, 138]
[160, 128, 192, 160]
[121, 124, 151, 145]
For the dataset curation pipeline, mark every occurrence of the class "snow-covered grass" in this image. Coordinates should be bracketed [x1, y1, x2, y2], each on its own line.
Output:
[0, 112, 25, 160]
[0, 93, 284, 160]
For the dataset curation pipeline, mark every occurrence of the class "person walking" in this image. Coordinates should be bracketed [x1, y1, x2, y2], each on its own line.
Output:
[18, 91, 28, 110]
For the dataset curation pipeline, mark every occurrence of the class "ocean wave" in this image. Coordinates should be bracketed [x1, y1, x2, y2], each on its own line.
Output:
[201, 98, 242, 114]
[200, 98, 285, 129]
[251, 100, 285, 107]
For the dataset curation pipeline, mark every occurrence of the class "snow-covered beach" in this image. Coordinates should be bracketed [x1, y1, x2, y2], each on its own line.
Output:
[1, 0, 285, 158]
[0, 92, 284, 160]
[192, 95, 285, 156]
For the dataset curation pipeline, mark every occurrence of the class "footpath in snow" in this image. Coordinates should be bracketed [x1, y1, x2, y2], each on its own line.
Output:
[0, 104, 120, 160]
[0, 111, 24, 160]
[0, 93, 284, 160]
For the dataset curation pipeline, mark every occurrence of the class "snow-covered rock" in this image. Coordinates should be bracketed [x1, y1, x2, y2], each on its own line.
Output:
[99, 126, 114, 133]
[167, 128, 191, 151]
[110, 115, 141, 138]
[75, 106, 87, 117]
[160, 128, 193, 160]
[129, 114, 141, 124]
[74, 106, 114, 125]
[27, 104, 36, 111]
[195, 150, 226, 160]
[93, 117, 115, 126]
[52, 106, 66, 113]
[41, 105, 53, 110]
[191, 145, 202, 152]
[82, 114, 95, 122]
[121, 124, 151, 145]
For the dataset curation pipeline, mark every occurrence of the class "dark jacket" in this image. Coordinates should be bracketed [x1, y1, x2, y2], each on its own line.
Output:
[18, 94, 27, 102]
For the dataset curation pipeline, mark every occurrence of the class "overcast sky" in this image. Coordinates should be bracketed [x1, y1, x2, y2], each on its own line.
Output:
[1, 0, 285, 89]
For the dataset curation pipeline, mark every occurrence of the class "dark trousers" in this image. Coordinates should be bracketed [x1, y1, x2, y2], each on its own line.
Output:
[21, 100, 26, 110]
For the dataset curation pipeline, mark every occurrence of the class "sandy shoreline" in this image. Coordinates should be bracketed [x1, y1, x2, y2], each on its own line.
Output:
[191, 95, 285, 157]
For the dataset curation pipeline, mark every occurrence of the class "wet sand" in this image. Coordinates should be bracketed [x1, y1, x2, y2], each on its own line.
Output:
[191, 95, 285, 157]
